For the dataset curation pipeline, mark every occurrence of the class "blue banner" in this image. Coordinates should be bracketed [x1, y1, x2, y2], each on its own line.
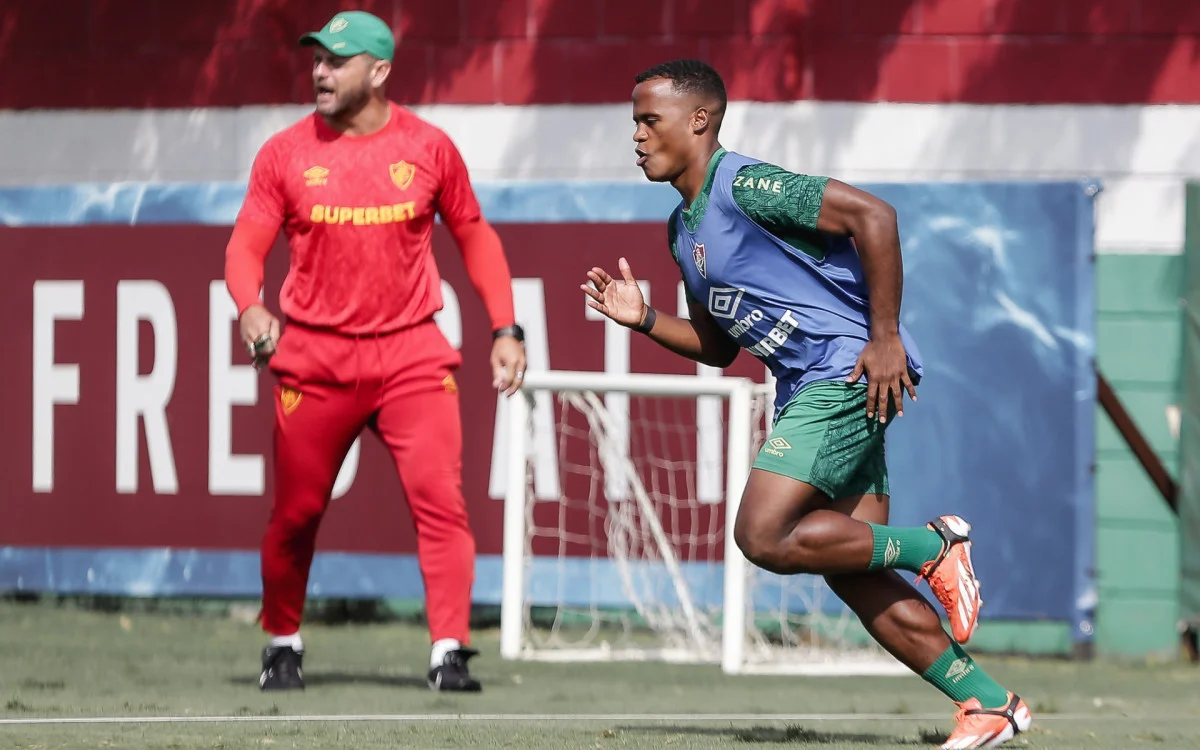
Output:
[876, 181, 1097, 642]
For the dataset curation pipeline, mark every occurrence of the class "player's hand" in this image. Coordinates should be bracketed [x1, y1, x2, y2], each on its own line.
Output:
[238, 304, 281, 370]
[846, 334, 918, 423]
[491, 335, 527, 397]
[581, 257, 647, 329]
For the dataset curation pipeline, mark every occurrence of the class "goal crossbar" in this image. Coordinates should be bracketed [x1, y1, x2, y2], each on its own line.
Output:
[519, 369, 757, 398]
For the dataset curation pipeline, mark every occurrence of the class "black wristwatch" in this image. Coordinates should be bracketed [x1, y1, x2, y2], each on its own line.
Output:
[493, 324, 525, 343]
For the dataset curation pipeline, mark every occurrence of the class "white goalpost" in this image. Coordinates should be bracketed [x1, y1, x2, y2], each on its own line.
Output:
[499, 369, 908, 676]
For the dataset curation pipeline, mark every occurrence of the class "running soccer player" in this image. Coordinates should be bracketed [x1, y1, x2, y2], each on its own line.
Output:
[224, 11, 526, 693]
[582, 59, 1032, 749]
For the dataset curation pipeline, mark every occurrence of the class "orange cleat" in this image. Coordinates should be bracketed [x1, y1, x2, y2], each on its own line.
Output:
[940, 693, 1033, 749]
[917, 515, 983, 644]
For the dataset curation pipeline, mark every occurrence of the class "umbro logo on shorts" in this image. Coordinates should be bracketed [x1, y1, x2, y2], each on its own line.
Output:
[764, 437, 792, 458]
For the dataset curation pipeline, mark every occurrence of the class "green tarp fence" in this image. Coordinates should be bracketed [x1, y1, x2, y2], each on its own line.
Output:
[1179, 182, 1200, 634]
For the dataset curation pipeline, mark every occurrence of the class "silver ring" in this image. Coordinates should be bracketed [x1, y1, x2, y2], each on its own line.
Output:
[515, 370, 525, 378]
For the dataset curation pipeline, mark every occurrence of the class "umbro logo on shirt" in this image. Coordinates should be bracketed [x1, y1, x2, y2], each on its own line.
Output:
[304, 166, 329, 186]
[707, 287, 744, 320]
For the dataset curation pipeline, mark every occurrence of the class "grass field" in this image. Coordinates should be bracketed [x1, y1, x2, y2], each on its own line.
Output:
[2, 599, 1199, 749]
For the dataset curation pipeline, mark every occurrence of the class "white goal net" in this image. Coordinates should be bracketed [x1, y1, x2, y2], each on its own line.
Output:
[499, 369, 907, 676]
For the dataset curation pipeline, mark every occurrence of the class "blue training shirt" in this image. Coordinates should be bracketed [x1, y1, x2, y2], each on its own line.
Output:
[668, 149, 924, 416]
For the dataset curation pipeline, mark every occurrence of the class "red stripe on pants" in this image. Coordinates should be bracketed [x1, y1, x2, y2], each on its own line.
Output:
[258, 320, 473, 644]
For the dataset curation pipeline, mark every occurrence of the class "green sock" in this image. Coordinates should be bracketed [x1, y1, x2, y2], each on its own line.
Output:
[922, 642, 1010, 708]
[866, 522, 945, 572]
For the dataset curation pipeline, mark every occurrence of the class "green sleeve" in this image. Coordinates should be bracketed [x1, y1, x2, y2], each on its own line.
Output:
[671, 165, 829, 296]
[732, 163, 829, 236]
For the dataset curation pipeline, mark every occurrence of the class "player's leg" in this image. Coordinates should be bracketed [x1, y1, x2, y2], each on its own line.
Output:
[734, 381, 981, 643]
[370, 322, 479, 692]
[733, 471, 963, 670]
[734, 381, 1030, 747]
[258, 332, 374, 691]
[823, 492, 1031, 749]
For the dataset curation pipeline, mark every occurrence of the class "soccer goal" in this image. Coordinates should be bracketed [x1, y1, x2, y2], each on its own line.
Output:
[499, 369, 908, 676]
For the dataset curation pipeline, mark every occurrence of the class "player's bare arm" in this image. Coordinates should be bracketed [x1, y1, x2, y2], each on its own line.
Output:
[817, 179, 917, 421]
[582, 257, 738, 368]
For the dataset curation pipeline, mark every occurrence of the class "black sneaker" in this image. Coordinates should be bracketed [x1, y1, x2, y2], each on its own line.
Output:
[259, 645, 305, 691]
[427, 648, 482, 692]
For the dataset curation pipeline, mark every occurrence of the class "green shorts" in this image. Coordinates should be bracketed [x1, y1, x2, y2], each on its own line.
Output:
[753, 381, 892, 500]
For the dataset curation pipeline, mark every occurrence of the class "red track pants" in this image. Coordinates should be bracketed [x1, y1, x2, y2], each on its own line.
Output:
[259, 319, 474, 644]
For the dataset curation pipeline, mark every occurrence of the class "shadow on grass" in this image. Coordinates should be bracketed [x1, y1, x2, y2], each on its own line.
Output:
[227, 672, 429, 690]
[619, 724, 948, 745]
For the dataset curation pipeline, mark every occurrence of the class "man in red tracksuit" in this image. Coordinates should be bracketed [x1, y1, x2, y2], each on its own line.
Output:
[223, 10, 525, 693]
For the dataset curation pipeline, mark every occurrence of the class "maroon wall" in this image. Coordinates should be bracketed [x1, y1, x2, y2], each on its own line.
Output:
[0, 223, 761, 557]
[2, 0, 1198, 108]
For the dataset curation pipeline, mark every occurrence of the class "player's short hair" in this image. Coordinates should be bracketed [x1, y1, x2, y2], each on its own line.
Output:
[635, 59, 727, 114]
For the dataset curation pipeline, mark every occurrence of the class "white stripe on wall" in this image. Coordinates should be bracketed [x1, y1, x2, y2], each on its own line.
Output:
[3, 102, 1199, 253]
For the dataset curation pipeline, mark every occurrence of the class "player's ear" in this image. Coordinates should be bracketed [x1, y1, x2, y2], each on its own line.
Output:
[692, 106, 711, 136]
[371, 59, 392, 89]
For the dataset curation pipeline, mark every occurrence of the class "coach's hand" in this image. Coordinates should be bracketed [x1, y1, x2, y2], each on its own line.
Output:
[846, 334, 917, 423]
[239, 304, 281, 370]
[492, 335, 527, 397]
[581, 257, 646, 329]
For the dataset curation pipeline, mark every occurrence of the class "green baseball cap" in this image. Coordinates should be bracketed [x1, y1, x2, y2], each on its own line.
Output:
[299, 11, 395, 62]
